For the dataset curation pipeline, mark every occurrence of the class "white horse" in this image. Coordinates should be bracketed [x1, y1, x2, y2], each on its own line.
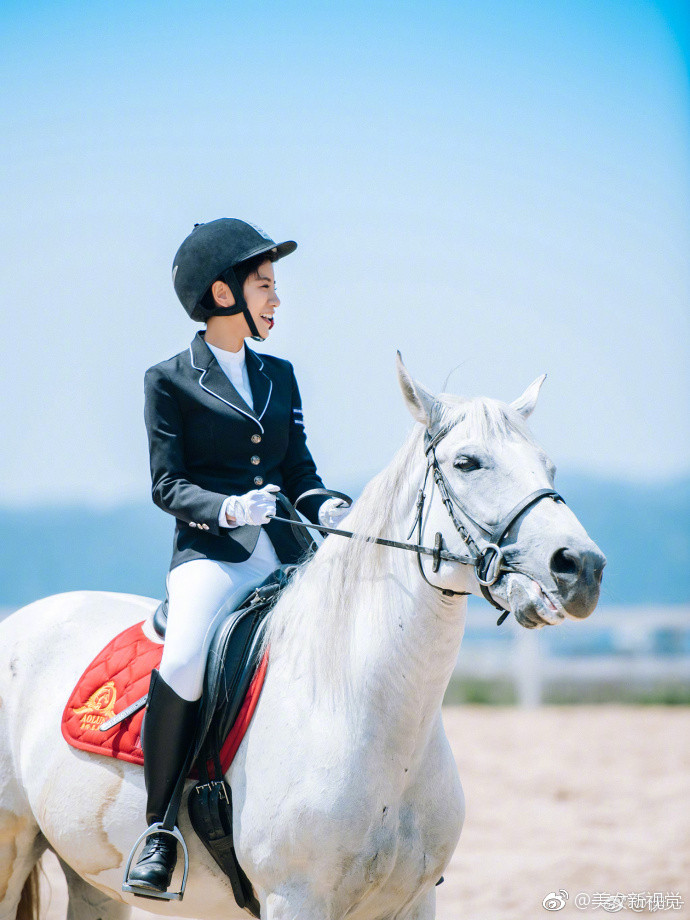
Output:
[0, 358, 605, 920]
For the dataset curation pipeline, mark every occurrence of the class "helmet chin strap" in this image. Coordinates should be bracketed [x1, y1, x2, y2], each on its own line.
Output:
[208, 269, 263, 342]
[242, 308, 263, 343]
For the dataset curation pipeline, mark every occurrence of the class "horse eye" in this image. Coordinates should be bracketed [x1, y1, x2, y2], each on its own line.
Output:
[454, 456, 480, 472]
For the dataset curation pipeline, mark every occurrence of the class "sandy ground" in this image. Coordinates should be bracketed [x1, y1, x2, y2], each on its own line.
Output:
[38, 706, 690, 920]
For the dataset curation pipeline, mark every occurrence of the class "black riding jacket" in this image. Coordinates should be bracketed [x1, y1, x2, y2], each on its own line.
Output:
[144, 331, 327, 570]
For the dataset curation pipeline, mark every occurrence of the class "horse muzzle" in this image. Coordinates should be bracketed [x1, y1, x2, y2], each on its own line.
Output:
[497, 537, 606, 628]
[549, 543, 607, 619]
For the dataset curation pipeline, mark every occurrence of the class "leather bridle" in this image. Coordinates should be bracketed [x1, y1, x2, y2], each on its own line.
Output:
[413, 424, 565, 623]
[271, 422, 565, 626]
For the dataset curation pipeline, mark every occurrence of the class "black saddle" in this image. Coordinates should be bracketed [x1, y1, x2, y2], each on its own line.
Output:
[198, 564, 294, 753]
[159, 564, 295, 918]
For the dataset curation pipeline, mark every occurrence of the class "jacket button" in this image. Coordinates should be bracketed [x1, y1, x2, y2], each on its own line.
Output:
[250, 455, 260, 465]
[251, 434, 262, 444]
[189, 522, 197, 528]
[254, 476, 264, 486]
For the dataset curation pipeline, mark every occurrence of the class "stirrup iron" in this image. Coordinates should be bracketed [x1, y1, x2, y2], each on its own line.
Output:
[122, 822, 190, 901]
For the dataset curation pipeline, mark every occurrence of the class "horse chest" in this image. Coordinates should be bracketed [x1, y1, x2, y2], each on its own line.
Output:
[341, 800, 455, 920]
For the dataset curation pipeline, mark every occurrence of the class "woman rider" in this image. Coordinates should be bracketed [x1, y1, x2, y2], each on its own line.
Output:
[126, 218, 348, 894]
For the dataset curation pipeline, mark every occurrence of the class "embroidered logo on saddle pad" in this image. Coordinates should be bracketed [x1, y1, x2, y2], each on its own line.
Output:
[61, 620, 268, 774]
[73, 681, 118, 731]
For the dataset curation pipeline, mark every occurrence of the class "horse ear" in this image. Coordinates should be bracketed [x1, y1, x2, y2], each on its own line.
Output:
[510, 374, 547, 419]
[396, 351, 435, 426]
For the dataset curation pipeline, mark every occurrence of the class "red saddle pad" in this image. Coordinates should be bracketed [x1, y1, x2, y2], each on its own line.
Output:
[61, 620, 268, 774]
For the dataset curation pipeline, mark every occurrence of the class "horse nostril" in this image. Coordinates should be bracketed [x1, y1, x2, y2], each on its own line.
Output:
[592, 551, 607, 582]
[551, 547, 606, 617]
[550, 547, 581, 582]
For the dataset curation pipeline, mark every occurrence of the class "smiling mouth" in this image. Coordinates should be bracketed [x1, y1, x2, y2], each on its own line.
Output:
[260, 313, 274, 330]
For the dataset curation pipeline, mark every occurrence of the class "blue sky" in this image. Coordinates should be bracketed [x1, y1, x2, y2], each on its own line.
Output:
[1, 0, 688, 504]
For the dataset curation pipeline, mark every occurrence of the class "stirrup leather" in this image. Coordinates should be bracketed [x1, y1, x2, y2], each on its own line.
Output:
[122, 822, 190, 901]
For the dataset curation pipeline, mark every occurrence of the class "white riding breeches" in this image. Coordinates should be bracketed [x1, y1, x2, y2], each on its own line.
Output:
[158, 530, 281, 701]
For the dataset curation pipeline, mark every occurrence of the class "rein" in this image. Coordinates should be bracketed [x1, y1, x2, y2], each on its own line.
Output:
[271, 424, 564, 626]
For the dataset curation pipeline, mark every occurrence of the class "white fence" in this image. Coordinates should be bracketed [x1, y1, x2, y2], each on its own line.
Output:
[455, 604, 690, 706]
[4, 605, 689, 708]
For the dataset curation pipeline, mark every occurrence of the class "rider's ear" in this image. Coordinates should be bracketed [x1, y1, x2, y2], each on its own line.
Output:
[510, 374, 546, 420]
[211, 279, 235, 309]
[396, 352, 435, 426]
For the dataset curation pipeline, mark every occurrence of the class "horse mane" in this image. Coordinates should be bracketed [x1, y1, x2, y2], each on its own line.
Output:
[262, 392, 536, 703]
[261, 422, 424, 702]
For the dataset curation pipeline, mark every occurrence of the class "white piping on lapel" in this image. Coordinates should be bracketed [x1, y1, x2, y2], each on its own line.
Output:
[188, 344, 265, 434]
[254, 354, 273, 423]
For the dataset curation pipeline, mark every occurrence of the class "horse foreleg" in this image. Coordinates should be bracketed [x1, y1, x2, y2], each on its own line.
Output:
[57, 857, 131, 920]
[398, 888, 436, 920]
[0, 810, 46, 920]
[263, 886, 436, 920]
[263, 887, 333, 920]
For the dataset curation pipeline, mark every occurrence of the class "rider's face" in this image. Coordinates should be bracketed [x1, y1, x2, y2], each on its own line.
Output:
[243, 261, 280, 339]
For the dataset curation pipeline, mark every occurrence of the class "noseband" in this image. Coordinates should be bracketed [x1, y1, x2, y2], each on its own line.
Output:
[413, 425, 565, 623]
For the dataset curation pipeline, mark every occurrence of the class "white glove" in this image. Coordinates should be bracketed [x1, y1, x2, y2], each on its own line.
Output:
[318, 497, 350, 528]
[224, 484, 280, 527]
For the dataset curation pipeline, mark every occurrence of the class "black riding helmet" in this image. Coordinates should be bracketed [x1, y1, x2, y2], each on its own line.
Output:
[172, 218, 297, 339]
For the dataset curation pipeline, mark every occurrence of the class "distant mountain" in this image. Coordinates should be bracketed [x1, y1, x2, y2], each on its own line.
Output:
[0, 474, 688, 609]
[554, 473, 689, 606]
[0, 504, 172, 608]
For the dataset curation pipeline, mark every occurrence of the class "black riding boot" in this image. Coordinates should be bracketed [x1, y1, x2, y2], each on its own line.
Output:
[126, 669, 199, 893]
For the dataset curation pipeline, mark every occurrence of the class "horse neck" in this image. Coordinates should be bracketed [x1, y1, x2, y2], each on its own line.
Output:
[347, 540, 467, 757]
[268, 432, 467, 758]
